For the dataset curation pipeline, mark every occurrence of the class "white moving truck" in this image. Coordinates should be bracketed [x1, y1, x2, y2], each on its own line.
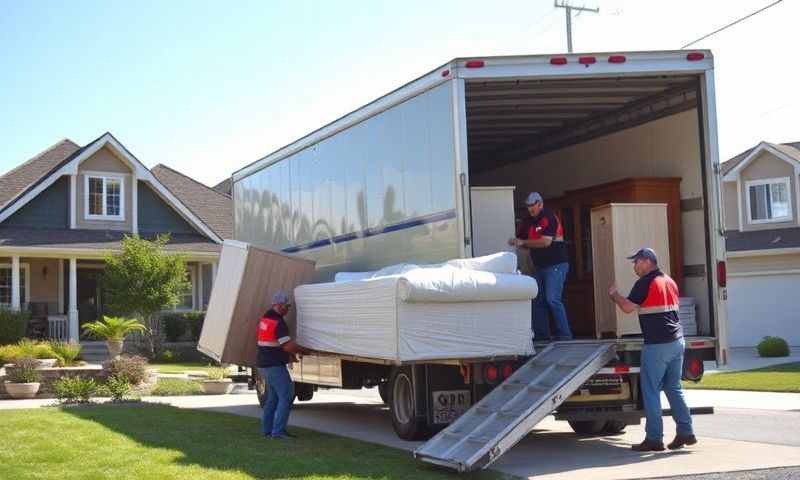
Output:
[221, 50, 727, 471]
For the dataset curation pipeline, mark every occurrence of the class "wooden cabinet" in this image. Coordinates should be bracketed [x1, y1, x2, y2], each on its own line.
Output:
[522, 177, 682, 338]
[591, 204, 670, 338]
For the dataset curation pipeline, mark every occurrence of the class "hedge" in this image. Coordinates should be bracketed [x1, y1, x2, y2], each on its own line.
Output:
[0, 309, 31, 344]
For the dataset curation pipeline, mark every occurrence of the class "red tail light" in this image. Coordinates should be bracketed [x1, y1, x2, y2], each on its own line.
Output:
[608, 55, 626, 63]
[501, 364, 514, 379]
[550, 57, 568, 65]
[717, 261, 727, 288]
[683, 357, 704, 382]
[441, 69, 450, 77]
[613, 364, 630, 374]
[686, 52, 705, 61]
[578, 56, 596, 65]
[484, 364, 499, 384]
[465, 60, 485, 68]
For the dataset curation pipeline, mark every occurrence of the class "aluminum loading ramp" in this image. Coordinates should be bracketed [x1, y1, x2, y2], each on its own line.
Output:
[414, 342, 617, 472]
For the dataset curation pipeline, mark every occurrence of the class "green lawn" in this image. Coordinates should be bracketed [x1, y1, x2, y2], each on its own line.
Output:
[683, 362, 800, 393]
[0, 404, 504, 480]
[149, 362, 221, 375]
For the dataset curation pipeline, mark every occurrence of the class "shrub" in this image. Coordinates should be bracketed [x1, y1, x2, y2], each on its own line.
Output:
[54, 376, 97, 403]
[82, 316, 146, 342]
[185, 311, 205, 341]
[7, 356, 41, 383]
[205, 366, 227, 381]
[105, 375, 132, 402]
[161, 314, 187, 342]
[0, 344, 22, 364]
[0, 308, 30, 344]
[151, 378, 204, 396]
[105, 355, 149, 385]
[156, 349, 176, 363]
[51, 341, 83, 367]
[757, 336, 791, 358]
[16, 339, 56, 359]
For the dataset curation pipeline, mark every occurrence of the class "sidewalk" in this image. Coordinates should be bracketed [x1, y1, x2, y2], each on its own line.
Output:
[706, 347, 799, 374]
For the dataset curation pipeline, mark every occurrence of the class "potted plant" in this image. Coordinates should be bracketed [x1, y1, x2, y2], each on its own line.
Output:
[201, 366, 232, 394]
[4, 356, 42, 399]
[82, 316, 147, 359]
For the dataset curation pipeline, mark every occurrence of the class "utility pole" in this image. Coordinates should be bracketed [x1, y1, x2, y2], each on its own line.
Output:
[554, 1, 599, 53]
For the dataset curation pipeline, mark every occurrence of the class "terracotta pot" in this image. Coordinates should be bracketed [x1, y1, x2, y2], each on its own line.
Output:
[107, 340, 124, 359]
[202, 379, 233, 395]
[5, 382, 41, 399]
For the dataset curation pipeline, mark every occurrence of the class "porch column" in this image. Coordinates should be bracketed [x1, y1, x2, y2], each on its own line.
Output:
[197, 263, 204, 310]
[58, 260, 64, 314]
[212, 261, 218, 281]
[11, 255, 21, 311]
[68, 258, 79, 342]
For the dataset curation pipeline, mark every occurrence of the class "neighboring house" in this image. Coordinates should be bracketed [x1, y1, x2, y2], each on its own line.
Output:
[0, 132, 232, 342]
[720, 140, 800, 347]
[213, 177, 232, 196]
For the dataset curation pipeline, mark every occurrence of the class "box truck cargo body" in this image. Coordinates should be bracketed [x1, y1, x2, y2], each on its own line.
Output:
[226, 50, 726, 469]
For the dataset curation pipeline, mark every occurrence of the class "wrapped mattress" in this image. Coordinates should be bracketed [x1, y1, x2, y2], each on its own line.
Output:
[295, 253, 537, 362]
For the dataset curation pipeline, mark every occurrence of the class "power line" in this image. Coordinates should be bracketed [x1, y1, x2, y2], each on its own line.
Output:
[681, 0, 785, 49]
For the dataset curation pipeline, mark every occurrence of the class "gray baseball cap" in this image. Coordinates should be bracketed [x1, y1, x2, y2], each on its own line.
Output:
[627, 247, 658, 264]
[271, 290, 290, 305]
[525, 192, 543, 205]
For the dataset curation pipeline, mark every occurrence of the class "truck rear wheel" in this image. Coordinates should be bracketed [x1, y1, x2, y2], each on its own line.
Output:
[389, 367, 428, 440]
[602, 420, 627, 435]
[568, 420, 607, 435]
[295, 382, 315, 402]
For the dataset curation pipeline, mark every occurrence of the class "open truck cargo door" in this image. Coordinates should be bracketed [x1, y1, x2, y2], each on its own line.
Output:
[198, 240, 316, 366]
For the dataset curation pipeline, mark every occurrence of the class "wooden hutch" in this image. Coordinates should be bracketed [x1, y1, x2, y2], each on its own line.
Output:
[516, 177, 683, 338]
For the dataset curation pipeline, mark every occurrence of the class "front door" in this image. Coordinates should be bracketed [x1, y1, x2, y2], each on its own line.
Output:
[77, 269, 103, 335]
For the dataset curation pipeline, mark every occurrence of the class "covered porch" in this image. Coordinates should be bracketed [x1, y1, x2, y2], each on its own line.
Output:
[1, 248, 219, 342]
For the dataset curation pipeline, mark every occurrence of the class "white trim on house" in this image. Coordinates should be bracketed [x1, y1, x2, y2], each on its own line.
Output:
[0, 262, 31, 308]
[132, 172, 139, 234]
[0, 246, 219, 262]
[728, 269, 800, 278]
[0, 133, 222, 243]
[83, 173, 126, 221]
[722, 141, 800, 182]
[69, 174, 77, 229]
[744, 176, 793, 225]
[736, 176, 743, 231]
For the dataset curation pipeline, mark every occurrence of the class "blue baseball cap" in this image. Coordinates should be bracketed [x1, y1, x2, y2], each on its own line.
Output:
[525, 192, 543, 205]
[271, 290, 290, 305]
[627, 247, 658, 264]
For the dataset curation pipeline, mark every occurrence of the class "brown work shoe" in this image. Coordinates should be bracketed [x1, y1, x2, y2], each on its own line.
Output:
[631, 439, 665, 452]
[668, 434, 697, 450]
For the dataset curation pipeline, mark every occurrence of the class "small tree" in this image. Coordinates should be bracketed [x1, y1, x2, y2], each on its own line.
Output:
[103, 235, 191, 357]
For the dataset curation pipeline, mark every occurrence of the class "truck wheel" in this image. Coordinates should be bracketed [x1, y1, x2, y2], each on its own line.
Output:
[603, 420, 627, 435]
[389, 367, 428, 440]
[568, 420, 607, 435]
[378, 382, 390, 405]
[295, 382, 314, 402]
[255, 370, 267, 408]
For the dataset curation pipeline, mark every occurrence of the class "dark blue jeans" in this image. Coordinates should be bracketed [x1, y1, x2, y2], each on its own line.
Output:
[641, 338, 693, 442]
[532, 262, 572, 340]
[258, 366, 294, 437]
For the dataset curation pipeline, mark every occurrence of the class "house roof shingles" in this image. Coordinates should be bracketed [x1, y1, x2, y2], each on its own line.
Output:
[0, 139, 81, 210]
[151, 164, 233, 240]
[213, 177, 232, 196]
[0, 227, 220, 253]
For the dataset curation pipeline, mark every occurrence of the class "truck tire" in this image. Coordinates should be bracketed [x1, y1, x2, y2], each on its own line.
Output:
[602, 420, 627, 435]
[295, 382, 315, 402]
[389, 367, 428, 440]
[568, 420, 607, 435]
[254, 370, 267, 408]
[378, 382, 390, 405]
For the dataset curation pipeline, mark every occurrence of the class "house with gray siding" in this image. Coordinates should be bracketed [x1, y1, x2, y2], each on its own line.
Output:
[0, 132, 232, 342]
[720, 140, 800, 348]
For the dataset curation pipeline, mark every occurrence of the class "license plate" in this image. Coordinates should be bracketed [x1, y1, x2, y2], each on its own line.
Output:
[432, 390, 471, 424]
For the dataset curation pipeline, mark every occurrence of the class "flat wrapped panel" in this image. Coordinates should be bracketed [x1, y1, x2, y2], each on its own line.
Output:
[198, 241, 316, 366]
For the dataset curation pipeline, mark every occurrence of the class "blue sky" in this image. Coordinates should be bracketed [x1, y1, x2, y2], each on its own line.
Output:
[1, 1, 797, 186]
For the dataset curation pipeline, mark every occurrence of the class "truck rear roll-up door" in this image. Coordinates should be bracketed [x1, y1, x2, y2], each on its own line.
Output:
[414, 341, 616, 472]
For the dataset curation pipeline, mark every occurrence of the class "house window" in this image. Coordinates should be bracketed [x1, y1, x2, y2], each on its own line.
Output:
[0, 264, 30, 308]
[175, 266, 196, 311]
[85, 174, 125, 220]
[746, 177, 792, 224]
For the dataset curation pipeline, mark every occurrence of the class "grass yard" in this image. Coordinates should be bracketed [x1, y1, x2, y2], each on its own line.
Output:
[683, 362, 800, 393]
[150, 362, 222, 375]
[0, 404, 504, 480]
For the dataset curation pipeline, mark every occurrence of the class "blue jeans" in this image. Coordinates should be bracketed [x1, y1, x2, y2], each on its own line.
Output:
[641, 338, 693, 442]
[532, 262, 572, 340]
[258, 366, 294, 437]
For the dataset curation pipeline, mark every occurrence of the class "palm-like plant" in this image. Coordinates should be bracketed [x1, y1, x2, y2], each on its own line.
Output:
[82, 316, 146, 342]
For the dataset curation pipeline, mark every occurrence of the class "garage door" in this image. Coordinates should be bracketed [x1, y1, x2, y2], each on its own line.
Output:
[727, 274, 800, 347]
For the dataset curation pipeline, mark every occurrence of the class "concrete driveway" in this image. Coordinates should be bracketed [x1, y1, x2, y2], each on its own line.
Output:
[160, 387, 800, 480]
